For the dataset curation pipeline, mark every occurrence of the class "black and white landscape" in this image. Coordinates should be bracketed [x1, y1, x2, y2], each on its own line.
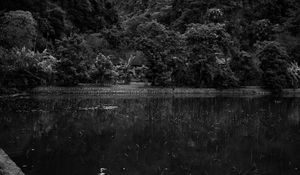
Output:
[0, 1, 300, 175]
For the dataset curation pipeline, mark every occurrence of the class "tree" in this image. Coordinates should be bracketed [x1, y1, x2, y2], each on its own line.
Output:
[0, 10, 37, 49]
[51, 0, 119, 32]
[0, 47, 57, 92]
[256, 41, 294, 91]
[206, 8, 224, 23]
[54, 34, 117, 86]
[134, 20, 186, 86]
[90, 53, 116, 84]
[184, 23, 239, 88]
[123, 14, 151, 36]
[231, 51, 262, 86]
[248, 19, 274, 46]
[54, 34, 95, 85]
[45, 6, 69, 40]
[0, 0, 120, 41]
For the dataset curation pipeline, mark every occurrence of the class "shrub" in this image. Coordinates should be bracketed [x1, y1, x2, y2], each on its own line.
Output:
[90, 53, 117, 85]
[213, 65, 240, 89]
[287, 61, 300, 88]
[54, 59, 81, 86]
[114, 56, 135, 84]
[0, 47, 57, 92]
[133, 65, 149, 82]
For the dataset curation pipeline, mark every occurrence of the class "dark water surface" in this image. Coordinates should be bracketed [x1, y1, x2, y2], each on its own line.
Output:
[0, 95, 300, 175]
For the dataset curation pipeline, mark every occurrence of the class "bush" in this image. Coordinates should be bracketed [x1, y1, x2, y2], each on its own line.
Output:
[90, 53, 117, 84]
[114, 56, 135, 84]
[0, 47, 57, 92]
[54, 59, 81, 86]
[212, 65, 240, 89]
[287, 61, 300, 88]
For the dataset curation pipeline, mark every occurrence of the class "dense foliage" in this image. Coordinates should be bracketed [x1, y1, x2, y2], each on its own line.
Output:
[133, 20, 185, 86]
[0, 0, 300, 93]
[0, 10, 37, 49]
[0, 47, 57, 93]
[257, 41, 297, 91]
[183, 23, 239, 88]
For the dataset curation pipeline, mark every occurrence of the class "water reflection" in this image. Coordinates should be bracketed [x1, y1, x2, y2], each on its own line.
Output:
[0, 95, 300, 175]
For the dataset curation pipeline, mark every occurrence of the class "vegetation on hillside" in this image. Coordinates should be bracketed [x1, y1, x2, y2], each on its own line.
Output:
[0, 0, 300, 93]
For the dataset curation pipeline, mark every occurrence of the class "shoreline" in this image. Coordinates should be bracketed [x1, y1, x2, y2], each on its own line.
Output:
[30, 85, 300, 96]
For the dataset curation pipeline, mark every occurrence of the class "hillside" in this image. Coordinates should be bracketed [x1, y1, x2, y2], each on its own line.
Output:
[0, 0, 300, 93]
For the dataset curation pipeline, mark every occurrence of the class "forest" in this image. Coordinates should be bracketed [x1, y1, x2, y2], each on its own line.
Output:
[0, 0, 300, 94]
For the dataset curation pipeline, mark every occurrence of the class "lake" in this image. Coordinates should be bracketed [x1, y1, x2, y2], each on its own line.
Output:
[0, 95, 299, 175]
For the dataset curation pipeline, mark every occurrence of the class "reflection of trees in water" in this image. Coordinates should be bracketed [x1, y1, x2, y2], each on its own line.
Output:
[0, 98, 41, 156]
[26, 111, 117, 175]
[0, 96, 300, 175]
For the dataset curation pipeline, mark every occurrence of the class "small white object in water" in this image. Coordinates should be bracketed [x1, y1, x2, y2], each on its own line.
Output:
[98, 168, 107, 175]
[102, 106, 118, 110]
[78, 107, 101, 111]
[78, 105, 118, 111]
[100, 168, 107, 172]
